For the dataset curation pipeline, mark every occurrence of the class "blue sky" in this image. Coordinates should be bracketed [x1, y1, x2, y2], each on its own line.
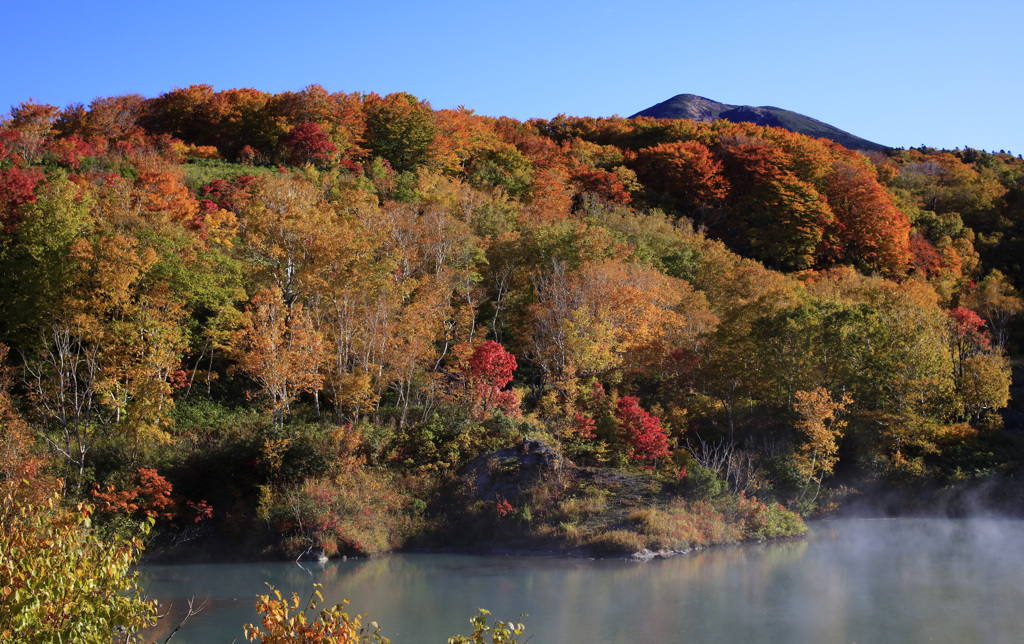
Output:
[5, 0, 1022, 155]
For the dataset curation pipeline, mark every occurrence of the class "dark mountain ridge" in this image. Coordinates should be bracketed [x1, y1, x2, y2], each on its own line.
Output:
[632, 93, 889, 153]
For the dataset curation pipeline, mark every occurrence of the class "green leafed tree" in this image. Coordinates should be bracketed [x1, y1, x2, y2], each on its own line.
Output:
[363, 92, 437, 174]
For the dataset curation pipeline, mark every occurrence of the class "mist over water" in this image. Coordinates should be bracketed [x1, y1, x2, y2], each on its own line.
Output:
[141, 519, 1024, 644]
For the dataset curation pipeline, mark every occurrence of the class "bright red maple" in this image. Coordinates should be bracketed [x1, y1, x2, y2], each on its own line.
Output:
[615, 396, 670, 464]
[0, 166, 44, 234]
[948, 306, 990, 351]
[282, 121, 338, 166]
[464, 340, 520, 420]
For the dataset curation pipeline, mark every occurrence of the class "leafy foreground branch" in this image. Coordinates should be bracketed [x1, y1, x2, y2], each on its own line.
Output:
[243, 585, 389, 644]
[244, 584, 527, 644]
[0, 490, 156, 643]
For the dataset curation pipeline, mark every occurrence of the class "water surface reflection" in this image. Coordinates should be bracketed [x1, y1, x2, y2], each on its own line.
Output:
[141, 519, 1024, 643]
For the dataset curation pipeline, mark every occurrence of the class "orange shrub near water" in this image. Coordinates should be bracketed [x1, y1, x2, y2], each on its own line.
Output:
[628, 499, 741, 549]
[266, 466, 417, 558]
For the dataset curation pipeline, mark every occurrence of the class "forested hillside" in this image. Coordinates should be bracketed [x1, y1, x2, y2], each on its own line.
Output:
[2, 85, 1023, 562]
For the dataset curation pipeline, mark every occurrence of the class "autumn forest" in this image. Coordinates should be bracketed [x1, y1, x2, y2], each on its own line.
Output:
[2, 84, 1024, 593]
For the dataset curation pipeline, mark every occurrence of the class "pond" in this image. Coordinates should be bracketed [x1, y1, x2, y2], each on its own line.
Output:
[140, 519, 1024, 643]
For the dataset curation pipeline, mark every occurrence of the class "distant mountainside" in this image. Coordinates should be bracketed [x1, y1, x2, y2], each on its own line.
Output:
[632, 94, 889, 153]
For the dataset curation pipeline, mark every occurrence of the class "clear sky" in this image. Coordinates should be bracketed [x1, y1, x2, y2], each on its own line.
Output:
[5, 0, 1022, 154]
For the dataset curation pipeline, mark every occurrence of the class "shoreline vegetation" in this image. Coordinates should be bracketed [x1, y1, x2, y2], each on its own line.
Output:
[2, 84, 1024, 639]
[141, 436, 809, 566]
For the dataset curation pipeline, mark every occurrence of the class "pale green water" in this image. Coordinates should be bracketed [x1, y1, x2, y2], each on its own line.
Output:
[140, 519, 1024, 643]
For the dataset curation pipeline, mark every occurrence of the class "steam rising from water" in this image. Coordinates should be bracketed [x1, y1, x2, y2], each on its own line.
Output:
[787, 519, 1024, 644]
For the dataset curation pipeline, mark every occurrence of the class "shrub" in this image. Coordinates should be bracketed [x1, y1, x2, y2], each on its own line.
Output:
[679, 462, 727, 499]
[554, 488, 608, 523]
[587, 528, 647, 554]
[266, 467, 416, 558]
[389, 412, 522, 473]
[733, 492, 807, 540]
[627, 500, 742, 549]
[243, 587, 528, 644]
[615, 397, 671, 465]
[91, 467, 177, 521]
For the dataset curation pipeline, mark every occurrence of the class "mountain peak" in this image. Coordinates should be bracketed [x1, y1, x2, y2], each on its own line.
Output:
[631, 94, 887, 152]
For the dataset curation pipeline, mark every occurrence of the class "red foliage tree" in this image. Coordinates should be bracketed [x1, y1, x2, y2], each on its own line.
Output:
[909, 232, 942, 278]
[946, 306, 1000, 411]
[282, 121, 338, 166]
[91, 468, 177, 521]
[199, 174, 254, 214]
[464, 341, 520, 420]
[0, 166, 44, 234]
[614, 396, 670, 464]
[572, 412, 597, 441]
[0, 129, 21, 163]
[44, 134, 93, 169]
[948, 306, 990, 352]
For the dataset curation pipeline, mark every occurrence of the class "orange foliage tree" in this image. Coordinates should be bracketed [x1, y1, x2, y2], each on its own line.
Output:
[0, 344, 52, 504]
[232, 286, 324, 424]
[631, 140, 728, 216]
[825, 160, 911, 275]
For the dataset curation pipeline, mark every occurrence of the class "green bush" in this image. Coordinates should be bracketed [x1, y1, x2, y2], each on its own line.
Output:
[179, 158, 276, 188]
[447, 609, 528, 644]
[680, 462, 727, 499]
[733, 492, 807, 540]
[389, 412, 522, 473]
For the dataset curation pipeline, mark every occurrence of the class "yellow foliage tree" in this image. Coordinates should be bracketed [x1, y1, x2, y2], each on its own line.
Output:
[793, 387, 851, 505]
